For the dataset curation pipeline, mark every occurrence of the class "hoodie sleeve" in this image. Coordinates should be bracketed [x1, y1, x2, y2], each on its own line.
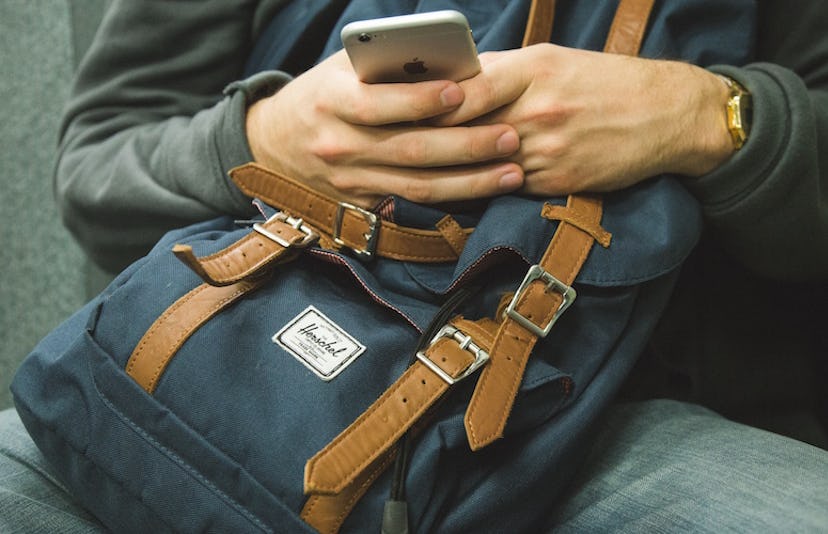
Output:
[55, 0, 290, 272]
[685, 0, 828, 281]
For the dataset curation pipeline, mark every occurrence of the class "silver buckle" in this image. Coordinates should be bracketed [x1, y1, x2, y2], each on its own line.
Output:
[253, 211, 318, 248]
[504, 265, 576, 338]
[333, 202, 380, 260]
[416, 325, 489, 385]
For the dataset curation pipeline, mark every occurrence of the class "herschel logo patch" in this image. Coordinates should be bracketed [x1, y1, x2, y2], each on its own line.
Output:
[273, 305, 366, 381]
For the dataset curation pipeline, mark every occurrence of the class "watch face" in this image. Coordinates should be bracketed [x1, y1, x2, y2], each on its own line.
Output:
[721, 76, 751, 148]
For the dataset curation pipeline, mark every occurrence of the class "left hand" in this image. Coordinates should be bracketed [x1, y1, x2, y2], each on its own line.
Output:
[432, 44, 734, 196]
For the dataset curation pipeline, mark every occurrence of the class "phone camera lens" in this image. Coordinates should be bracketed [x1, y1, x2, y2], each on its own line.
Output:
[358, 33, 372, 43]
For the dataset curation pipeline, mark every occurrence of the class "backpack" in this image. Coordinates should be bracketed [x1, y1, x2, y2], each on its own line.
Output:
[11, 0, 754, 531]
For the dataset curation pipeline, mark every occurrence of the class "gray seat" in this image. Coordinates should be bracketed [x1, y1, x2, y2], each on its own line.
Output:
[0, 0, 110, 410]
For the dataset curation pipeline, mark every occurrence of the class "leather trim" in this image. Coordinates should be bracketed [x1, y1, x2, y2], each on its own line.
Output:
[464, 195, 602, 450]
[605, 0, 656, 56]
[303, 319, 485, 495]
[126, 279, 265, 393]
[230, 163, 472, 263]
[435, 215, 470, 256]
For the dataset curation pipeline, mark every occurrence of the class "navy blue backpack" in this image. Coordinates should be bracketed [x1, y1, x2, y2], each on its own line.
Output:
[11, 0, 754, 532]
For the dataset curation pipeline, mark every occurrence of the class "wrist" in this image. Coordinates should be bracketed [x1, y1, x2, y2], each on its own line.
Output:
[245, 98, 269, 165]
[665, 63, 736, 177]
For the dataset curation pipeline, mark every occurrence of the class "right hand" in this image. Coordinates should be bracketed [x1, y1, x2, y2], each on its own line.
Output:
[245, 50, 523, 208]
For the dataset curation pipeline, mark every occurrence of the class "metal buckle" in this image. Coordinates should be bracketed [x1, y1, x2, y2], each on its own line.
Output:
[253, 211, 319, 248]
[504, 265, 576, 338]
[416, 325, 489, 385]
[333, 202, 380, 260]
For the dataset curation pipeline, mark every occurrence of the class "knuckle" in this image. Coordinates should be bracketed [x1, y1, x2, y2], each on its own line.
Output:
[327, 172, 359, 194]
[310, 134, 352, 164]
[538, 136, 570, 159]
[396, 138, 429, 165]
[526, 101, 570, 126]
[466, 131, 489, 161]
[347, 96, 380, 124]
[402, 180, 435, 204]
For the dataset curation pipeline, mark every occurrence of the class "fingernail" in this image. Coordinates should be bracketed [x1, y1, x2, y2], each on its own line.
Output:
[440, 85, 463, 107]
[499, 171, 523, 190]
[496, 131, 519, 154]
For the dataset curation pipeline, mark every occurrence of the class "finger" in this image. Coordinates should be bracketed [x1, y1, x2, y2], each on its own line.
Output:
[336, 162, 525, 206]
[431, 50, 530, 126]
[354, 123, 521, 168]
[477, 50, 509, 67]
[334, 79, 467, 126]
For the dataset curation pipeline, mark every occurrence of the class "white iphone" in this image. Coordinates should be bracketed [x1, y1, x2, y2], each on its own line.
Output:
[341, 10, 481, 83]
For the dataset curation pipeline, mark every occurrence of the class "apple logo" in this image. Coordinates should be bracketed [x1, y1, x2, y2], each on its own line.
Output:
[403, 58, 428, 76]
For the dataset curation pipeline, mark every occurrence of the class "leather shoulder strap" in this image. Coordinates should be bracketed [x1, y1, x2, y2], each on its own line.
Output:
[605, 0, 655, 55]
[522, 0, 556, 47]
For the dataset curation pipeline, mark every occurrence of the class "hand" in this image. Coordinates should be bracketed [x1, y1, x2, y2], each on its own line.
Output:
[245, 50, 524, 208]
[433, 44, 735, 196]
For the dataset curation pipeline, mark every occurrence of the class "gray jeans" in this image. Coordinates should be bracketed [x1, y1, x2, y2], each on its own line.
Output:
[2, 400, 827, 533]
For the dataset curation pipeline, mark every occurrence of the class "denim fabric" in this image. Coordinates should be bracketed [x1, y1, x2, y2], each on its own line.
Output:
[548, 400, 828, 533]
[4, 402, 827, 532]
[0, 409, 105, 534]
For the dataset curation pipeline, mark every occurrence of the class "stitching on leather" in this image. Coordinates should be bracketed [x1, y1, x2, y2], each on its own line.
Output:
[128, 283, 249, 392]
[306, 365, 444, 493]
[307, 341, 470, 493]
[127, 284, 208, 374]
[466, 321, 530, 447]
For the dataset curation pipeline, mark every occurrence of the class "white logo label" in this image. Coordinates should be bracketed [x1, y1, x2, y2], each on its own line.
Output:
[273, 306, 366, 381]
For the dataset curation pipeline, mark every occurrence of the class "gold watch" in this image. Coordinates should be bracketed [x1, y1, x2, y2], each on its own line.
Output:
[717, 74, 752, 150]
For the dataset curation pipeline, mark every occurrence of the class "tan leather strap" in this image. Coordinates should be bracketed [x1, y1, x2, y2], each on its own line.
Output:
[461, 0, 652, 451]
[435, 215, 470, 256]
[126, 278, 266, 393]
[303, 317, 493, 495]
[172, 215, 309, 286]
[302, 449, 398, 534]
[542, 202, 612, 247]
[522, 0, 556, 47]
[463, 195, 605, 449]
[231, 163, 472, 263]
[605, 0, 655, 56]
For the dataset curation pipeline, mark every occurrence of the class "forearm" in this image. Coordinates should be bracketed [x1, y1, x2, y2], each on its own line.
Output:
[55, 0, 284, 272]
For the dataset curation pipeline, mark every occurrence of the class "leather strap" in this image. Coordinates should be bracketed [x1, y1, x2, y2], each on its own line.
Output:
[126, 278, 267, 393]
[172, 215, 307, 286]
[302, 449, 398, 534]
[522, 0, 556, 48]
[605, 0, 655, 56]
[435, 215, 470, 256]
[231, 163, 472, 263]
[461, 0, 652, 451]
[303, 317, 494, 495]
[124, 0, 653, 529]
[463, 195, 604, 449]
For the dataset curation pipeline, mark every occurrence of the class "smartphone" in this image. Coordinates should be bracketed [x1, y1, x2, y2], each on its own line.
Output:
[341, 10, 480, 83]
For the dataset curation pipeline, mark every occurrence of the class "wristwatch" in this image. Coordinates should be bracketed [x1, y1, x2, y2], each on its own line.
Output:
[717, 74, 752, 150]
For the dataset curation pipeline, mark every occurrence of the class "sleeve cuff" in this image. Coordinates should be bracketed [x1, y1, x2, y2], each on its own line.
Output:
[214, 70, 293, 212]
[682, 64, 795, 216]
